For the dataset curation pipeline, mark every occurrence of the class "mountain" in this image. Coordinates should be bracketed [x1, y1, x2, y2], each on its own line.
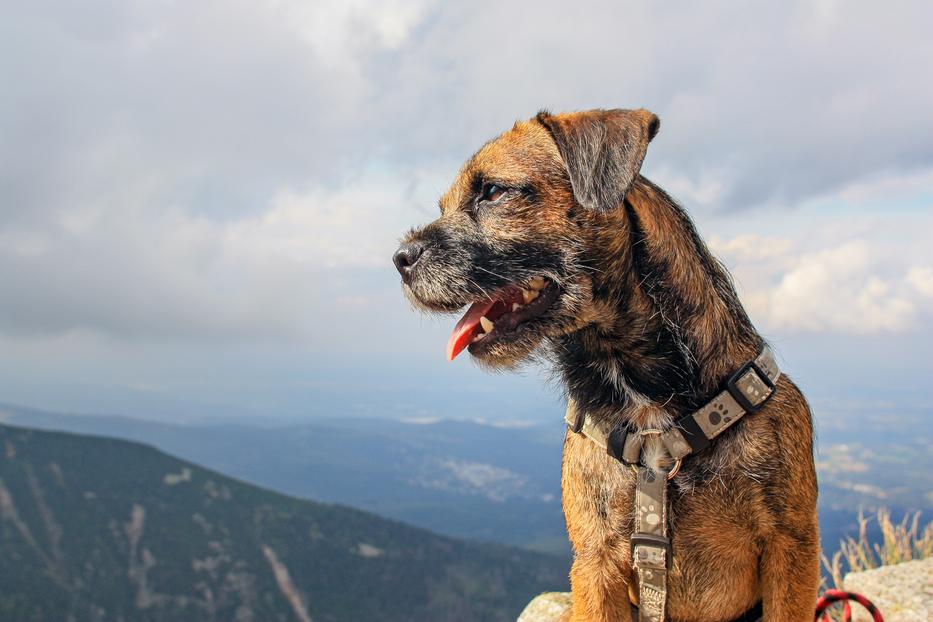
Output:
[3, 400, 930, 561]
[0, 403, 569, 555]
[0, 423, 568, 622]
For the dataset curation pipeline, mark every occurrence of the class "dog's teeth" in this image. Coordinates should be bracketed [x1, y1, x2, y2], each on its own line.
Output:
[528, 276, 547, 290]
[522, 289, 539, 304]
[472, 333, 486, 343]
[479, 316, 495, 333]
[512, 302, 522, 312]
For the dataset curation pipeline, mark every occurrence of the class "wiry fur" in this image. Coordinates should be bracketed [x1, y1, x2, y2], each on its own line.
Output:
[396, 109, 820, 621]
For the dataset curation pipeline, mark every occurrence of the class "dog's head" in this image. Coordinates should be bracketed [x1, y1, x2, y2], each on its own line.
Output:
[394, 108, 660, 368]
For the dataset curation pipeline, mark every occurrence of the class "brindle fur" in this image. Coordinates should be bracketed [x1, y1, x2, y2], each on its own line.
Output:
[396, 109, 819, 621]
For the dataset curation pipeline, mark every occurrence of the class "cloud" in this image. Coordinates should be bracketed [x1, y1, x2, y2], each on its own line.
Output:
[1, 0, 933, 348]
[712, 215, 933, 335]
[765, 242, 915, 333]
[376, 0, 933, 211]
[708, 234, 794, 263]
[0, 168, 424, 340]
[907, 267, 933, 299]
[0, 0, 441, 225]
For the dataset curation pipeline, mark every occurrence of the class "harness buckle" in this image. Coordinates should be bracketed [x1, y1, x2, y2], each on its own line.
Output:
[631, 533, 672, 570]
[726, 361, 775, 414]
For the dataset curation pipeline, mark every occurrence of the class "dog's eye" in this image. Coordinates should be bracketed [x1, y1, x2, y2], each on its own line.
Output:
[479, 183, 507, 203]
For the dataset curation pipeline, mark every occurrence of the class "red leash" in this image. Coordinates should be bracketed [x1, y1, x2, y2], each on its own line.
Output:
[815, 589, 884, 622]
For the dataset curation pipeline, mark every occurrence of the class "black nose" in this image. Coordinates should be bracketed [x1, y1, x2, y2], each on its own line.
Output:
[393, 242, 425, 283]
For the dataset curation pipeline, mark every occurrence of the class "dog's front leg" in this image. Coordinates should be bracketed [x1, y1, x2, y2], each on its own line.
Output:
[562, 431, 637, 621]
[759, 528, 820, 621]
[566, 551, 634, 622]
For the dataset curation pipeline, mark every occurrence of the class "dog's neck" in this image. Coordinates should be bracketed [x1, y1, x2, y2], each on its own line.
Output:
[556, 178, 762, 427]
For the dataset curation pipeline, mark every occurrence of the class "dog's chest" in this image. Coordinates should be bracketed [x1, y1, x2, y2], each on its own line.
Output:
[561, 429, 764, 609]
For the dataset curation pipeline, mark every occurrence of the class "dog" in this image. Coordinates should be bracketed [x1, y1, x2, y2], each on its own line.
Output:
[393, 109, 819, 621]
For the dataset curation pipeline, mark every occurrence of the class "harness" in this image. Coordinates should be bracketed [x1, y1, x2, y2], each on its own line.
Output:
[564, 347, 781, 622]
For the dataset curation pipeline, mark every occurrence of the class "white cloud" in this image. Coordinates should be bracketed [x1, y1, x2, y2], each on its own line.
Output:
[836, 168, 933, 205]
[651, 165, 730, 210]
[709, 234, 793, 263]
[907, 267, 933, 299]
[377, 0, 933, 212]
[270, 0, 434, 63]
[0, 169, 424, 340]
[713, 217, 933, 335]
[765, 242, 915, 333]
[223, 175, 418, 270]
[2, 0, 933, 350]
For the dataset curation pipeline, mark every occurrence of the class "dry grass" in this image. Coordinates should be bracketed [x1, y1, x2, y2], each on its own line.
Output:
[822, 509, 933, 589]
[817, 509, 932, 620]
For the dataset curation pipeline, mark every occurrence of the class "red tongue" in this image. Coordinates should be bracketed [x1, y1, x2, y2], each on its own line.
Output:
[446, 299, 497, 361]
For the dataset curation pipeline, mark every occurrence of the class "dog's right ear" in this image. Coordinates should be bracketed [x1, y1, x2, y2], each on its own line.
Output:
[536, 108, 660, 212]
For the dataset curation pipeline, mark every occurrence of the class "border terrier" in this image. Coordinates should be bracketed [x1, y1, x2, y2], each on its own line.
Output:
[394, 109, 819, 621]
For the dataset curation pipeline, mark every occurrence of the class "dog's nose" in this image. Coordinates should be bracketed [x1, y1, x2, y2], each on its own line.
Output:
[393, 242, 425, 283]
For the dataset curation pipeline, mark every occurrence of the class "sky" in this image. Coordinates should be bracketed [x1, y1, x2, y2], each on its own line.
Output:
[1, 0, 932, 426]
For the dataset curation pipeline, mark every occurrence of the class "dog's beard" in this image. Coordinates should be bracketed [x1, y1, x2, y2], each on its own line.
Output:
[399, 230, 593, 365]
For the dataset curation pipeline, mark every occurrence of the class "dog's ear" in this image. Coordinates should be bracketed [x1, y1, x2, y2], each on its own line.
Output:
[537, 108, 660, 212]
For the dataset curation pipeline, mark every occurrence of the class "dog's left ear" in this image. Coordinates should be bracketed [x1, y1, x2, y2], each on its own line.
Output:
[537, 108, 660, 212]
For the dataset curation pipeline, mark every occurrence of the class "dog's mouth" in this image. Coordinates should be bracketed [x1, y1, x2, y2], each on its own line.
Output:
[446, 276, 560, 361]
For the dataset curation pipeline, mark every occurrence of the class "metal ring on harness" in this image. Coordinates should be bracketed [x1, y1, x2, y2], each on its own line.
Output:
[628, 428, 683, 481]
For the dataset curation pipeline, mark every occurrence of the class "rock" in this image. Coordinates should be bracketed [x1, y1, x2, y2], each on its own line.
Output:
[843, 557, 933, 622]
[519, 558, 933, 622]
[517, 592, 571, 622]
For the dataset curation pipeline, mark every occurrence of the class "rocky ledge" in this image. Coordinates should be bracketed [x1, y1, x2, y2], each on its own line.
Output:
[517, 592, 571, 622]
[843, 557, 932, 622]
[517, 557, 933, 622]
